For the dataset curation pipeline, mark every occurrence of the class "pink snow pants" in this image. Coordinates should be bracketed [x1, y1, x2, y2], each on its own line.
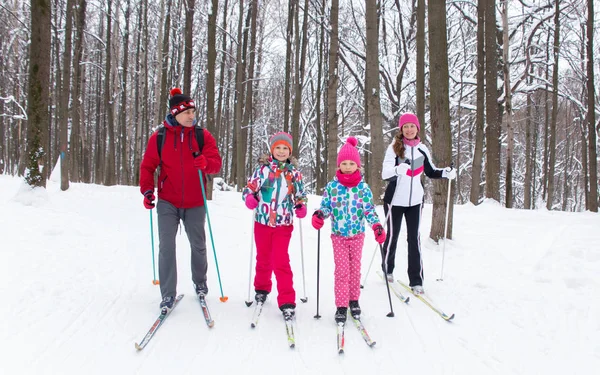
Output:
[253, 222, 295, 308]
[331, 232, 365, 308]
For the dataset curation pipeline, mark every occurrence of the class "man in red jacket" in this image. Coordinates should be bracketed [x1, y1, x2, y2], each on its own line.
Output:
[140, 88, 222, 313]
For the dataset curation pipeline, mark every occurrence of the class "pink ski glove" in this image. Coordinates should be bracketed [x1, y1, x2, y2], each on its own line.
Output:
[245, 194, 259, 210]
[372, 223, 386, 244]
[295, 204, 307, 219]
[312, 211, 324, 230]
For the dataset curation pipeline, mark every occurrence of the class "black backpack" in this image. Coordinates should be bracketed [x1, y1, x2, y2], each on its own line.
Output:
[156, 125, 204, 162]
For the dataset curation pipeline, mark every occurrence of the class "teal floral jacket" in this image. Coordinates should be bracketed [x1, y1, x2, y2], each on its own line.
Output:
[319, 175, 380, 237]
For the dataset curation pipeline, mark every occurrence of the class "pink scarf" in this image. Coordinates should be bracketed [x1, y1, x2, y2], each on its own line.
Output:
[403, 137, 420, 147]
[336, 170, 361, 188]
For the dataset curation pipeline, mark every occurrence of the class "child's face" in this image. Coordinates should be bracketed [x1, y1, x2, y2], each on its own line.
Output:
[272, 144, 291, 162]
[339, 160, 358, 174]
[401, 122, 418, 140]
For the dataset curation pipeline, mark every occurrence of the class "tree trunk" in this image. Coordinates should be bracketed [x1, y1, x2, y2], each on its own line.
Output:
[184, 0, 195, 94]
[104, 0, 116, 186]
[69, 0, 86, 183]
[586, 0, 598, 212]
[119, 0, 131, 185]
[484, 0, 501, 202]
[291, 0, 309, 154]
[471, 0, 485, 205]
[315, 0, 326, 192]
[283, 0, 296, 134]
[546, 0, 560, 210]
[428, 0, 453, 241]
[524, 80, 533, 209]
[25, 0, 51, 188]
[416, 0, 425, 140]
[242, 0, 257, 180]
[59, 0, 75, 190]
[205, 0, 218, 199]
[502, 0, 513, 208]
[326, 0, 339, 181]
[365, 0, 384, 204]
[233, 0, 246, 190]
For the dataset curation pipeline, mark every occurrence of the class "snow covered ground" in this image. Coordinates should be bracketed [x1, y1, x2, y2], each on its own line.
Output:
[1, 174, 599, 374]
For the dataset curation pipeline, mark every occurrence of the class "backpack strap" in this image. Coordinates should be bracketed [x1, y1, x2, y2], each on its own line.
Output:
[157, 126, 167, 165]
[194, 126, 204, 154]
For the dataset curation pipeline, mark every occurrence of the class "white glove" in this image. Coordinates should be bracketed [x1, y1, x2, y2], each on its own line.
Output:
[395, 163, 410, 176]
[442, 167, 456, 180]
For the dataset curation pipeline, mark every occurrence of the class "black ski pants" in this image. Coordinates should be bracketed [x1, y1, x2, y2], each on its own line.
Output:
[381, 203, 423, 287]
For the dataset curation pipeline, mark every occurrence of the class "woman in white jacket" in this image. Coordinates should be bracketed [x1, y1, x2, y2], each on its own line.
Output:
[380, 113, 456, 294]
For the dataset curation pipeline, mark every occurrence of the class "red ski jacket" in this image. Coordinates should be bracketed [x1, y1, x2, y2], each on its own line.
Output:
[139, 116, 222, 208]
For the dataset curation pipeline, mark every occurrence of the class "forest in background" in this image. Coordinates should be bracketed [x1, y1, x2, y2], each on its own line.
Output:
[0, 0, 598, 241]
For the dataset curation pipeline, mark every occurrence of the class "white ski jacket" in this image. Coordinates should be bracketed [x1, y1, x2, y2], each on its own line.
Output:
[381, 141, 444, 207]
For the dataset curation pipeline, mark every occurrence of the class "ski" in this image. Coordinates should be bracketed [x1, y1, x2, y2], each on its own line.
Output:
[198, 295, 214, 328]
[336, 322, 345, 354]
[350, 316, 376, 347]
[250, 301, 264, 328]
[284, 318, 296, 348]
[135, 294, 184, 351]
[396, 280, 455, 321]
[377, 271, 410, 303]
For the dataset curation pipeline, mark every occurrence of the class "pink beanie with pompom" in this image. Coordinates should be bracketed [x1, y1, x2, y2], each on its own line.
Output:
[337, 136, 361, 167]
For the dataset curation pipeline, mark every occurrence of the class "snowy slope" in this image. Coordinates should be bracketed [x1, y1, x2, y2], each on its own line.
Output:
[0, 174, 598, 374]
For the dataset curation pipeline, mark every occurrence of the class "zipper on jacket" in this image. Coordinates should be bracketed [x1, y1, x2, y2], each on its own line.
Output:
[180, 128, 185, 207]
[408, 146, 414, 206]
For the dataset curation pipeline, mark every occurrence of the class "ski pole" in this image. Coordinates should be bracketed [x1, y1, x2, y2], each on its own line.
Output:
[245, 214, 255, 306]
[362, 205, 392, 288]
[438, 164, 454, 282]
[379, 243, 395, 317]
[298, 219, 308, 303]
[314, 229, 321, 319]
[150, 209, 160, 285]
[194, 156, 228, 302]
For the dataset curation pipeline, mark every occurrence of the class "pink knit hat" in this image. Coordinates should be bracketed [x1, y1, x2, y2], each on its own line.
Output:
[398, 113, 420, 131]
[337, 136, 361, 167]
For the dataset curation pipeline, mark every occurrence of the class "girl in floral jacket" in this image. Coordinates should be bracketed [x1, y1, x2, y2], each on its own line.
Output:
[312, 137, 386, 323]
[242, 132, 307, 321]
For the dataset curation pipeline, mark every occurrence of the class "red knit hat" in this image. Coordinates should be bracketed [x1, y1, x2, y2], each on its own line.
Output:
[337, 136, 361, 167]
[398, 113, 420, 131]
[169, 88, 196, 116]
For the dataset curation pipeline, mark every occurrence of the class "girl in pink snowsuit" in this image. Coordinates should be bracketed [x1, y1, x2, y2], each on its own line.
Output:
[242, 132, 307, 321]
[312, 137, 386, 323]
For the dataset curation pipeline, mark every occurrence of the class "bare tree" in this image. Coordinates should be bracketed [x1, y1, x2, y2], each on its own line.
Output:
[484, 0, 501, 202]
[546, 0, 560, 210]
[104, 0, 116, 186]
[291, 0, 309, 154]
[470, 0, 485, 205]
[502, 0, 513, 208]
[365, 0, 384, 203]
[233, 0, 246, 189]
[59, 0, 75, 190]
[428, 0, 453, 241]
[184, 0, 195, 94]
[283, 0, 296, 134]
[326, 0, 339, 180]
[25, 0, 51, 188]
[586, 0, 598, 212]
[416, 0, 425, 139]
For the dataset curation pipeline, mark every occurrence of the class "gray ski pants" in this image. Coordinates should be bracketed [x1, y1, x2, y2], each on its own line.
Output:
[156, 199, 208, 299]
